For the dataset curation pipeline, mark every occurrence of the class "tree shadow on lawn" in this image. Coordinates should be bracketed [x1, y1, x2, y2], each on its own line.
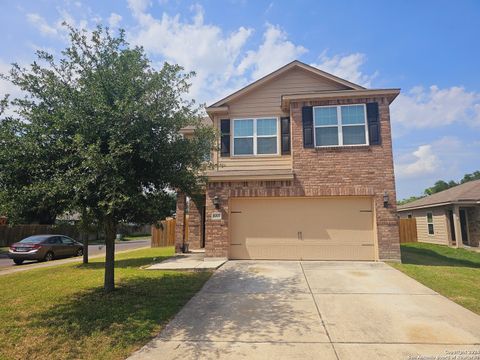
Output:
[74, 254, 172, 270]
[401, 246, 480, 268]
[29, 272, 211, 359]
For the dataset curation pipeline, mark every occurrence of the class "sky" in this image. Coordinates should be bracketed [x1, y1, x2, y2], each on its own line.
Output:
[0, 0, 479, 200]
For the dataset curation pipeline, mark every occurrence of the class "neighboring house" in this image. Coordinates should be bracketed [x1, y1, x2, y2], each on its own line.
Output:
[176, 60, 401, 261]
[398, 180, 480, 248]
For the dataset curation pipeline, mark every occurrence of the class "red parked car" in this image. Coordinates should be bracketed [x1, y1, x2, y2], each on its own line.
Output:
[8, 235, 84, 265]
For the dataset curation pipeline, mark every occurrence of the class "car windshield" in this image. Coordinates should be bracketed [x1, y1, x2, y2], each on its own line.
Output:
[19, 236, 50, 244]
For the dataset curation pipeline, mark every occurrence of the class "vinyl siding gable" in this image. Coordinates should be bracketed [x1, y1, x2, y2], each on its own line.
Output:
[227, 67, 351, 118]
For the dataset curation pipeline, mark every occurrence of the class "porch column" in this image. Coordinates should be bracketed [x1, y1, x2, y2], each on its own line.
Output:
[175, 192, 186, 253]
[453, 205, 463, 248]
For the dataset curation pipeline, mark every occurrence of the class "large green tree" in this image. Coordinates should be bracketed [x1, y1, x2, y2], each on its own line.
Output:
[0, 24, 214, 291]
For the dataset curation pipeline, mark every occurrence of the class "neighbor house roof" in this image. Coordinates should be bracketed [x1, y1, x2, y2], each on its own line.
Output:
[180, 116, 213, 136]
[398, 179, 480, 211]
[206, 60, 365, 110]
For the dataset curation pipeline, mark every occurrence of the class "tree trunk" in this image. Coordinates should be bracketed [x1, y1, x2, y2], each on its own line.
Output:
[82, 233, 89, 264]
[104, 217, 117, 292]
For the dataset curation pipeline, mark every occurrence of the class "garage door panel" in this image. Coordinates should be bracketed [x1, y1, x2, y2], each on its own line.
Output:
[229, 197, 375, 260]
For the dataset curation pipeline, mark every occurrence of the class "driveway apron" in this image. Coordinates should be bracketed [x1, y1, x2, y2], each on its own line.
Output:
[129, 261, 480, 360]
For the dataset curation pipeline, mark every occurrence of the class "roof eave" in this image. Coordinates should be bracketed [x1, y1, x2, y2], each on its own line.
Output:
[281, 88, 401, 111]
[205, 105, 229, 118]
[398, 199, 480, 212]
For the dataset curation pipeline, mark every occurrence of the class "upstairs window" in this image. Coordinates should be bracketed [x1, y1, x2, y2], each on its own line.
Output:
[233, 118, 278, 155]
[313, 104, 368, 147]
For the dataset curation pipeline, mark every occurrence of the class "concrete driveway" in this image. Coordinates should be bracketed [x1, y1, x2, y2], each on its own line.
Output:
[129, 261, 480, 360]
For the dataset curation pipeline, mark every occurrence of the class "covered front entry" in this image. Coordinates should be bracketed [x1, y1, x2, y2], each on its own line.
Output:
[229, 197, 375, 260]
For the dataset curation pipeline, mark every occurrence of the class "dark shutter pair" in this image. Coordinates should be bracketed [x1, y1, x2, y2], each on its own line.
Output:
[219, 118, 291, 157]
[301, 102, 381, 147]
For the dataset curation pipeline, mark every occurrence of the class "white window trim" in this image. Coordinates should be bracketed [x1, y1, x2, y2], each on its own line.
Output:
[313, 103, 369, 148]
[427, 211, 435, 235]
[232, 117, 280, 156]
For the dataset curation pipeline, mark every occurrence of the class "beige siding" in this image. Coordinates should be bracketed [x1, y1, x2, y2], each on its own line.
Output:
[209, 66, 349, 173]
[211, 114, 292, 172]
[412, 208, 449, 245]
[228, 67, 350, 118]
[214, 155, 291, 172]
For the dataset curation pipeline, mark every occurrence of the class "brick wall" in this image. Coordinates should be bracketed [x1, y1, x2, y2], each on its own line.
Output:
[205, 95, 401, 261]
[175, 192, 205, 252]
[467, 206, 480, 247]
[175, 192, 185, 253]
[187, 197, 204, 250]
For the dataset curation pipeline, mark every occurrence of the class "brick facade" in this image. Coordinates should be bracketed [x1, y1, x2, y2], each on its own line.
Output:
[175, 192, 205, 252]
[204, 95, 401, 261]
[187, 197, 204, 250]
[467, 206, 480, 247]
[175, 192, 186, 253]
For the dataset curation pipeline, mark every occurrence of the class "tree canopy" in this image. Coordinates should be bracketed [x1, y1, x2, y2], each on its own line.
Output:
[0, 24, 215, 291]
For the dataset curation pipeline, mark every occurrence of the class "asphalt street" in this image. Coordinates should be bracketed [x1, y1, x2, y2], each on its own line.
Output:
[0, 239, 150, 269]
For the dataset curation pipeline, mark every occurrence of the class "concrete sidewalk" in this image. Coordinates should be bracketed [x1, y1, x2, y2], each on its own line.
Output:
[128, 261, 480, 360]
[146, 251, 226, 270]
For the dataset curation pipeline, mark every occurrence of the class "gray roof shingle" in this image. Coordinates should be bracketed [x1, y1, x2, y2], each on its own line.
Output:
[398, 179, 480, 211]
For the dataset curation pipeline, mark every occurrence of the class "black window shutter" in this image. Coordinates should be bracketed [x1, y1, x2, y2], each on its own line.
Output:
[220, 119, 230, 157]
[366, 102, 381, 145]
[302, 106, 314, 148]
[280, 117, 291, 155]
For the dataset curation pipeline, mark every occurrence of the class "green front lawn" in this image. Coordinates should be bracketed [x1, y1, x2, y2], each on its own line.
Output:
[86, 234, 150, 245]
[391, 243, 480, 315]
[0, 247, 211, 360]
[122, 234, 150, 241]
[0, 247, 8, 255]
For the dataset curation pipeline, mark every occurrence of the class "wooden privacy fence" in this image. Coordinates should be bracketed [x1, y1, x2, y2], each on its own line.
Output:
[151, 217, 177, 247]
[0, 224, 80, 246]
[399, 218, 418, 243]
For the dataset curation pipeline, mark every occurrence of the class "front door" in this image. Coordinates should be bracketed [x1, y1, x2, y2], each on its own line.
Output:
[459, 209, 469, 245]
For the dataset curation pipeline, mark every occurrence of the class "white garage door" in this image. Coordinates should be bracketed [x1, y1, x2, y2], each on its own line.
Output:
[229, 197, 375, 260]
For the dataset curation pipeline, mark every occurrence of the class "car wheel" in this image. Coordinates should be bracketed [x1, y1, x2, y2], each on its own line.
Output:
[44, 251, 54, 261]
[76, 248, 83, 257]
[13, 259, 24, 265]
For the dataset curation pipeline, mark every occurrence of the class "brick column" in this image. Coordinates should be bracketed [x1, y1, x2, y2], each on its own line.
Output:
[205, 185, 229, 258]
[175, 192, 186, 253]
[187, 197, 204, 250]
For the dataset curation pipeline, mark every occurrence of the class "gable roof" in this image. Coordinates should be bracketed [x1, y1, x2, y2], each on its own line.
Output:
[207, 60, 365, 109]
[398, 179, 480, 211]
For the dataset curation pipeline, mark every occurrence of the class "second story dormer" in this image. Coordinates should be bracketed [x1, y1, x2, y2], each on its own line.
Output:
[205, 60, 399, 182]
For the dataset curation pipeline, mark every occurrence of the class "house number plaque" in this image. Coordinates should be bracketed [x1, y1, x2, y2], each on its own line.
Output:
[211, 212, 222, 220]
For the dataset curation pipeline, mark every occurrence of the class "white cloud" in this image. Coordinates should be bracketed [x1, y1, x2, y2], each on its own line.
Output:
[395, 136, 480, 198]
[108, 13, 122, 28]
[237, 23, 307, 80]
[26, 13, 58, 36]
[311, 52, 377, 88]
[0, 59, 26, 117]
[395, 144, 439, 178]
[127, 3, 254, 103]
[0, 60, 21, 98]
[391, 85, 480, 129]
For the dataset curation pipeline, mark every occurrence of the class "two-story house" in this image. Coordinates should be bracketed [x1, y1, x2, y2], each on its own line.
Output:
[175, 60, 401, 262]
